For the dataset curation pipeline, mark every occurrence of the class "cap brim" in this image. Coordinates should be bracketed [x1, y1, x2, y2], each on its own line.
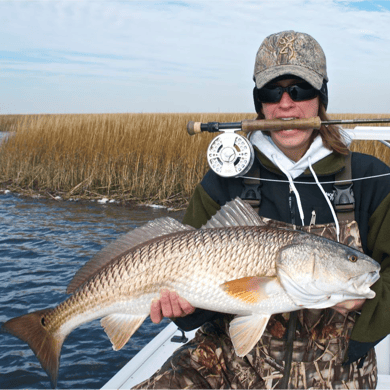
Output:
[254, 65, 326, 90]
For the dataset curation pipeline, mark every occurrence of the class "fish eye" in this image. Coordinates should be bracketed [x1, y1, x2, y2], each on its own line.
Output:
[348, 254, 358, 263]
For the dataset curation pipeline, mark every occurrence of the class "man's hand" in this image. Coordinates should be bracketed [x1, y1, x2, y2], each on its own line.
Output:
[332, 299, 366, 316]
[150, 289, 195, 324]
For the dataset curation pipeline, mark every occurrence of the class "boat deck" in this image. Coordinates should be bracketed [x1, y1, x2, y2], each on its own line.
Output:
[103, 322, 390, 389]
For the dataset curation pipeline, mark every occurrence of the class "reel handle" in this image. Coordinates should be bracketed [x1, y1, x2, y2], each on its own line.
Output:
[187, 117, 322, 135]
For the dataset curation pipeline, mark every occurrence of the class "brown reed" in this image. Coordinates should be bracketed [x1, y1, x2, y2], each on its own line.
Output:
[0, 113, 246, 206]
[0, 113, 389, 207]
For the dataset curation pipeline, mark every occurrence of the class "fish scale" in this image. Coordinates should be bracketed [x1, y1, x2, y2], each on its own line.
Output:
[1, 198, 380, 388]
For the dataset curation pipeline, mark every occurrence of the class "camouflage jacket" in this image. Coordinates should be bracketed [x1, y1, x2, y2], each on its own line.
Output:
[176, 150, 390, 364]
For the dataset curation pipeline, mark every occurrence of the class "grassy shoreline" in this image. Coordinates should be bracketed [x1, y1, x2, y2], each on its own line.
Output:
[1, 113, 389, 209]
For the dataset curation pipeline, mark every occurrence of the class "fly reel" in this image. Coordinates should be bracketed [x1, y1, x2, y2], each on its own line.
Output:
[207, 130, 254, 177]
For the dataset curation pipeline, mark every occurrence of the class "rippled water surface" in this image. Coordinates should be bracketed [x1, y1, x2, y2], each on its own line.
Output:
[0, 192, 185, 389]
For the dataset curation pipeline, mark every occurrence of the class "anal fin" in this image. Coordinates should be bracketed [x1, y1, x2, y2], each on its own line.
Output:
[101, 314, 147, 351]
[229, 313, 271, 357]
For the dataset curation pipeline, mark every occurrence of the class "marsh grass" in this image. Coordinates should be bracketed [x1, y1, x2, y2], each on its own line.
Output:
[0, 113, 243, 206]
[0, 112, 389, 207]
[0, 115, 23, 132]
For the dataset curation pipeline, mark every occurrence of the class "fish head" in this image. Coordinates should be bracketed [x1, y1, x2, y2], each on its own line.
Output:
[276, 236, 380, 309]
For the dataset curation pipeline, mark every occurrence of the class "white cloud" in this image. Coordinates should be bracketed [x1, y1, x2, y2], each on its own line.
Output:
[1, 0, 390, 114]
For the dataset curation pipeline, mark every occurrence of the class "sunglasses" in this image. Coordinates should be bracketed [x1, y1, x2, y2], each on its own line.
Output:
[257, 82, 319, 103]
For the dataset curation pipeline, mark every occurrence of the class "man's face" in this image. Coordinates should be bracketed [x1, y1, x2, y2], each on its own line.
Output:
[261, 78, 320, 162]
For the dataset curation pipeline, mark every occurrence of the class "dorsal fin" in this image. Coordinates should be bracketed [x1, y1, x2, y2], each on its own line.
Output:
[202, 198, 265, 229]
[66, 217, 195, 294]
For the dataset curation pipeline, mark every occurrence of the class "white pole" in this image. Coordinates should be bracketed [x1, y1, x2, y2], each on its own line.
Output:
[346, 126, 390, 141]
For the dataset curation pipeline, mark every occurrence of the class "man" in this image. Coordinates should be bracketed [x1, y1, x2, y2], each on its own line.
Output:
[136, 30, 390, 389]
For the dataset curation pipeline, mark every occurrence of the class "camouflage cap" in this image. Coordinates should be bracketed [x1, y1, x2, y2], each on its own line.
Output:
[253, 30, 328, 90]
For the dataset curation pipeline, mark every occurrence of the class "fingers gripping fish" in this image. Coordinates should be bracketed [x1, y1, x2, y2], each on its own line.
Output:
[1, 198, 380, 388]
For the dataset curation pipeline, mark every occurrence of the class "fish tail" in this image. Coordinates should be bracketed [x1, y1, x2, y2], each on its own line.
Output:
[1, 309, 65, 388]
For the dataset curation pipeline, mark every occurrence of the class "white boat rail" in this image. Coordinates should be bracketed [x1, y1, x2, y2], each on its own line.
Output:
[102, 322, 197, 389]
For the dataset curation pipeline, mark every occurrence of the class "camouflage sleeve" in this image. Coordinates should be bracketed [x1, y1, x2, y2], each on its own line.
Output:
[351, 192, 390, 344]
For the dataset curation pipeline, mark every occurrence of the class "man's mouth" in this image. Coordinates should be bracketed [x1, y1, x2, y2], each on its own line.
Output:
[275, 118, 304, 132]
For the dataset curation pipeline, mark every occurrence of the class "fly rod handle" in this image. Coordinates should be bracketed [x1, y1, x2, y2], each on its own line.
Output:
[241, 116, 322, 132]
[187, 117, 322, 135]
[187, 121, 232, 135]
[187, 121, 202, 135]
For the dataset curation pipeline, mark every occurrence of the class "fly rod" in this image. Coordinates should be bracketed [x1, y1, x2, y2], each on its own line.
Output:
[187, 116, 390, 135]
[190, 116, 390, 178]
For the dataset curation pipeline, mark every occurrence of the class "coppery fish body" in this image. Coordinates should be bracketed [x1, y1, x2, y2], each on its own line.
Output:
[1, 199, 380, 388]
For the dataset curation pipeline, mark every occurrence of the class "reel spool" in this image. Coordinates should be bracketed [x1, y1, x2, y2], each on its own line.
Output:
[207, 131, 254, 177]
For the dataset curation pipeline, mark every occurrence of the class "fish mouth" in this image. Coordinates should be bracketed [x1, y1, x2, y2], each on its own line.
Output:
[350, 270, 380, 296]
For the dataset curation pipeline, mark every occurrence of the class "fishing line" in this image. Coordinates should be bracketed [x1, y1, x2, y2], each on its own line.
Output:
[238, 172, 390, 185]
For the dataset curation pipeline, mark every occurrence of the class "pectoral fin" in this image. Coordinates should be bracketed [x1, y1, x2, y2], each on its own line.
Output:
[101, 314, 147, 351]
[229, 313, 271, 357]
[221, 276, 279, 304]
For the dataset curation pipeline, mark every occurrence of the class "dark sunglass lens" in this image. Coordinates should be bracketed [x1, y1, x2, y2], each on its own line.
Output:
[258, 86, 283, 103]
[289, 85, 300, 100]
[289, 84, 318, 101]
[258, 82, 318, 103]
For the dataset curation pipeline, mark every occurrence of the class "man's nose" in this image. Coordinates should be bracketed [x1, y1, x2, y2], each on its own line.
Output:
[279, 91, 295, 108]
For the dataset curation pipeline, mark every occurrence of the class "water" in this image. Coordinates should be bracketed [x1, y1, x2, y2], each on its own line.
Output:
[0, 131, 12, 143]
[0, 192, 185, 389]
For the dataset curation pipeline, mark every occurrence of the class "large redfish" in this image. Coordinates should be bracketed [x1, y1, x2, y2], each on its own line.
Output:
[1, 198, 380, 388]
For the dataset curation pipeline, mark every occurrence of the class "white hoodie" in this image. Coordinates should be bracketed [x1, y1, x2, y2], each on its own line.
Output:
[250, 131, 332, 179]
[248, 130, 351, 241]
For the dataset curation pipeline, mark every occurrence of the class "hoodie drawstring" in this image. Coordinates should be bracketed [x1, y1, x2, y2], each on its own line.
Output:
[272, 154, 305, 226]
[272, 154, 341, 242]
[308, 157, 340, 242]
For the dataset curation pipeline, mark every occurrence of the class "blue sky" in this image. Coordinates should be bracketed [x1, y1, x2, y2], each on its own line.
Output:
[1, 0, 390, 114]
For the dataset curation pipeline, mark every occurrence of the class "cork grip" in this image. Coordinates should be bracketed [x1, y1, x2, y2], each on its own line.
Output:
[241, 117, 322, 132]
[187, 117, 322, 135]
[187, 121, 202, 135]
